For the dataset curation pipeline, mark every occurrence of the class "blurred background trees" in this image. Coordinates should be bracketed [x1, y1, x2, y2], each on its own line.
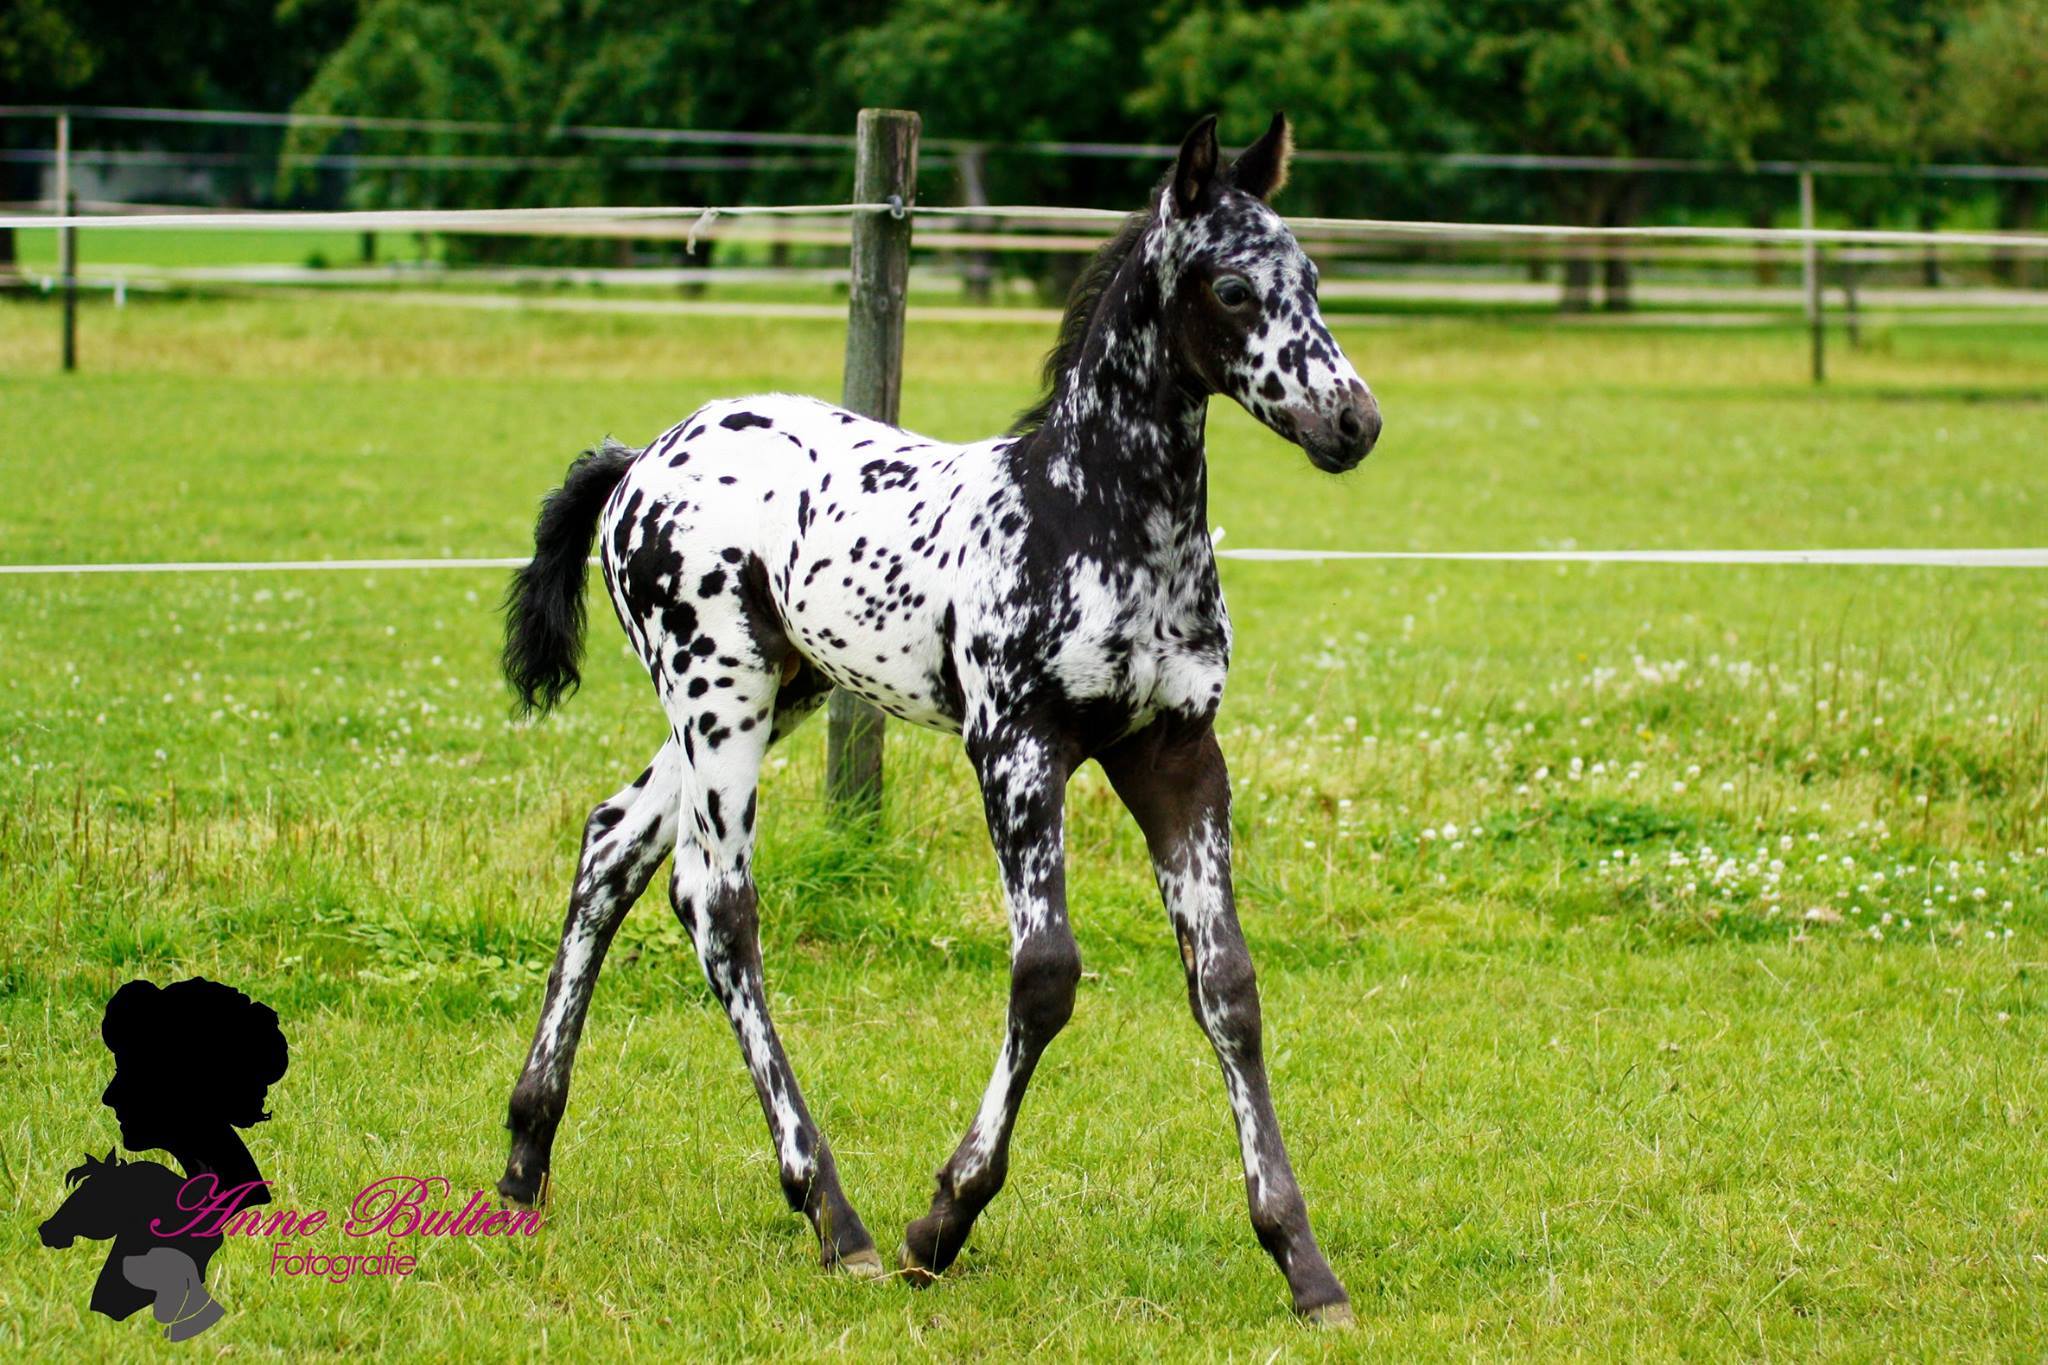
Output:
[12, 0, 2046, 282]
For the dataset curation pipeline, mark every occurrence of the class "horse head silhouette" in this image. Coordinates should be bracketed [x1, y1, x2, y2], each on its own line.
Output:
[40, 1149, 170, 1246]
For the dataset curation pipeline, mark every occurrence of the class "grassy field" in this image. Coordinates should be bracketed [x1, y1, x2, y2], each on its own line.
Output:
[1, 290, 2044, 1358]
[10, 227, 438, 272]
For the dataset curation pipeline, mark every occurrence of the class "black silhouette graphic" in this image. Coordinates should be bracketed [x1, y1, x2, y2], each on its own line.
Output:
[40, 1151, 228, 1338]
[38, 977, 289, 1341]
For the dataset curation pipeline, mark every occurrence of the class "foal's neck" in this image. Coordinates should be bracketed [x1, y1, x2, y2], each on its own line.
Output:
[1033, 253, 1211, 563]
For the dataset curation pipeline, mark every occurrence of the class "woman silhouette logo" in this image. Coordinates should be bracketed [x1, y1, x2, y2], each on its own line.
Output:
[39, 978, 289, 1341]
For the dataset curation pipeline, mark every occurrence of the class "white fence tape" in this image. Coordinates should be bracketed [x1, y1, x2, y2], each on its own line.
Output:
[1, 548, 2043, 577]
[0, 204, 890, 232]
[0, 557, 532, 576]
[1218, 547, 2048, 566]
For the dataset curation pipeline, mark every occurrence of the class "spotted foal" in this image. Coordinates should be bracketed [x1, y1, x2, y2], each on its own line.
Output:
[497, 114, 1381, 1322]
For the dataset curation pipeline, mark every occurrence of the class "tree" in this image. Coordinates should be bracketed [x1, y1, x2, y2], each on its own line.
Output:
[1126, 0, 1907, 309]
[829, 0, 1174, 293]
[1817, 2, 1956, 283]
[1453, 0, 1792, 308]
[0, 0, 94, 94]
[0, 0, 350, 270]
[1937, 0, 2048, 282]
[284, 0, 882, 262]
[0, 1, 88, 270]
[1131, 1, 1467, 221]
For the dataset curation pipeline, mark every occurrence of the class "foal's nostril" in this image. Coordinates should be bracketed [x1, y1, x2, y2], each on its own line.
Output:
[1337, 407, 1362, 441]
[1350, 394, 1383, 452]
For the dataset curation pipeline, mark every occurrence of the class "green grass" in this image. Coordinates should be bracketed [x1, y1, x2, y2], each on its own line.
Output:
[11, 228, 436, 271]
[0, 292, 2044, 1358]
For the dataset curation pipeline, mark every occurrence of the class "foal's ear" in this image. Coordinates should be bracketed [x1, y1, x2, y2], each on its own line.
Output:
[1169, 114, 1221, 218]
[1228, 112, 1293, 201]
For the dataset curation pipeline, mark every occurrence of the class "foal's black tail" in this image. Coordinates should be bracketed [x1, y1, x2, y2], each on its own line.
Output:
[502, 439, 638, 717]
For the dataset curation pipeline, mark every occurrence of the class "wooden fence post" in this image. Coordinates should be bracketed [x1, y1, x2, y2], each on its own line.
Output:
[1800, 168, 1823, 385]
[61, 190, 77, 373]
[1842, 257, 1861, 348]
[57, 111, 77, 373]
[956, 143, 993, 303]
[826, 108, 919, 819]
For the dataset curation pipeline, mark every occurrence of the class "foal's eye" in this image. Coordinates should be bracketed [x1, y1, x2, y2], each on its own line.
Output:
[1212, 276, 1254, 309]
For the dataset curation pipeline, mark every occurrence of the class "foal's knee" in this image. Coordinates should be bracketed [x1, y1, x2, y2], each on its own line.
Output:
[574, 800, 644, 900]
[1010, 932, 1082, 1044]
[671, 851, 757, 932]
[671, 858, 763, 999]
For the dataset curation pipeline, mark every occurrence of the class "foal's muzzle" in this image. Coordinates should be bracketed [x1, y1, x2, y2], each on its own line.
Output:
[1301, 389, 1382, 472]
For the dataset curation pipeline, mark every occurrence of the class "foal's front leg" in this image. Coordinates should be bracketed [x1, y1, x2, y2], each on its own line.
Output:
[1101, 721, 1352, 1324]
[902, 728, 1080, 1281]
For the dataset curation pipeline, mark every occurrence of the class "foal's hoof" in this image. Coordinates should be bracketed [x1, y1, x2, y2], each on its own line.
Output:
[834, 1247, 888, 1280]
[498, 1167, 549, 1210]
[897, 1243, 939, 1288]
[1301, 1300, 1356, 1329]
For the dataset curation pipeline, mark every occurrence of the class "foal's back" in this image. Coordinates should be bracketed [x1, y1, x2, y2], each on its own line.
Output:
[600, 391, 1008, 736]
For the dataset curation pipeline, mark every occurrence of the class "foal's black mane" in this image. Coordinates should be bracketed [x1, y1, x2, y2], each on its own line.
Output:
[1009, 199, 1155, 436]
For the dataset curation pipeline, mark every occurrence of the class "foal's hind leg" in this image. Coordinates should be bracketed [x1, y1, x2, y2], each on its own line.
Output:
[667, 672, 881, 1276]
[502, 741, 683, 1205]
[1100, 720, 1352, 1324]
[903, 727, 1080, 1282]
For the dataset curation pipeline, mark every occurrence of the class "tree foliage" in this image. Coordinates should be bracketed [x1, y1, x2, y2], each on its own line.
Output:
[828, 0, 1171, 208]
[1937, 0, 2048, 164]
[282, 0, 883, 221]
[15, 0, 2046, 275]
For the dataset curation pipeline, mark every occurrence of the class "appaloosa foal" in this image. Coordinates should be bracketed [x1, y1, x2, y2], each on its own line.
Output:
[497, 114, 1380, 1323]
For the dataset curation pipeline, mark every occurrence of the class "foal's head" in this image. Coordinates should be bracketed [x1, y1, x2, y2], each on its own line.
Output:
[1151, 114, 1382, 472]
